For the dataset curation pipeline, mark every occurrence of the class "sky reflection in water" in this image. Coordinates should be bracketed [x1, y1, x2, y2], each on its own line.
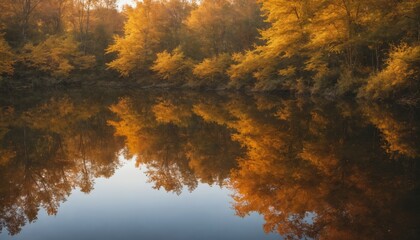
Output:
[2, 157, 275, 240]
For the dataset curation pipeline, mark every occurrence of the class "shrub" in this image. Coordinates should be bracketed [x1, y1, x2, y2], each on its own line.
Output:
[22, 35, 96, 78]
[151, 47, 193, 83]
[358, 43, 420, 102]
[193, 53, 231, 79]
[192, 53, 232, 86]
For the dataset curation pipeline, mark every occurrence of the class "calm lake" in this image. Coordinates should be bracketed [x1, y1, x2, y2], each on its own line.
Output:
[0, 89, 419, 240]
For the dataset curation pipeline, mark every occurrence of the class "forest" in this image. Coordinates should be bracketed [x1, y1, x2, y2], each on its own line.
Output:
[0, 0, 419, 103]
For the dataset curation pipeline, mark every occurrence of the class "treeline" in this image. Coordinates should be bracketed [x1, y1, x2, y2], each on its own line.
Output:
[1, 0, 419, 103]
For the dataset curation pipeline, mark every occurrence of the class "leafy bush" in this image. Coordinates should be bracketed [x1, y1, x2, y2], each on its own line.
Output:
[358, 44, 420, 102]
[151, 47, 193, 83]
[193, 53, 231, 79]
[193, 53, 232, 86]
[22, 35, 95, 78]
[227, 51, 278, 90]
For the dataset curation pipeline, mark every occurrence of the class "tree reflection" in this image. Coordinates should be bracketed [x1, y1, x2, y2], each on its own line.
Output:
[361, 103, 419, 159]
[109, 93, 240, 194]
[109, 92, 419, 239]
[0, 93, 124, 235]
[0, 90, 419, 239]
[229, 97, 420, 240]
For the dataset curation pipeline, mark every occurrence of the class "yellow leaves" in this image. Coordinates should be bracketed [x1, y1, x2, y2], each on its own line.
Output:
[108, 0, 263, 82]
[22, 35, 95, 78]
[359, 44, 420, 100]
[228, 49, 281, 90]
[305, 1, 348, 52]
[107, 0, 189, 76]
[106, 30, 148, 76]
[227, 0, 312, 89]
[258, 0, 310, 53]
[227, 0, 419, 95]
[106, 35, 140, 76]
[227, 51, 257, 80]
[193, 53, 231, 80]
[151, 47, 192, 82]
[0, 35, 15, 75]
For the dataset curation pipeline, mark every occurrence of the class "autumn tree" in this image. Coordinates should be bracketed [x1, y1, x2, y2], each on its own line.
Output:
[107, 0, 193, 76]
[228, 0, 315, 90]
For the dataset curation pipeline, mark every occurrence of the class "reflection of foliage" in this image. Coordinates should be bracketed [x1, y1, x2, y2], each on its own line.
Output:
[108, 97, 148, 156]
[109, 92, 419, 239]
[1, 90, 419, 239]
[109, 93, 240, 193]
[22, 96, 97, 133]
[192, 102, 231, 126]
[229, 98, 420, 240]
[0, 92, 123, 235]
[362, 103, 420, 158]
[152, 99, 193, 126]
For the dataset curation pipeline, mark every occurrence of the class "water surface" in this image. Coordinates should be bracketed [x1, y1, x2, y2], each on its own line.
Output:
[0, 89, 419, 239]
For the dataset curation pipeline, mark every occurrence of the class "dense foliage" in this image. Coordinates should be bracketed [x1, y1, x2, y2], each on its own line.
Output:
[1, 0, 419, 103]
[0, 0, 124, 81]
[22, 35, 95, 77]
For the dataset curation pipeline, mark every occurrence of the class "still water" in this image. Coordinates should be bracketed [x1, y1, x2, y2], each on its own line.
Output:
[0, 89, 419, 240]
